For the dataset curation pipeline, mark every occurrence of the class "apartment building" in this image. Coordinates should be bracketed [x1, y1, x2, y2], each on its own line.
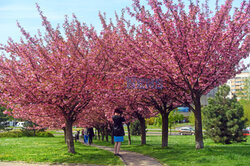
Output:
[227, 70, 250, 100]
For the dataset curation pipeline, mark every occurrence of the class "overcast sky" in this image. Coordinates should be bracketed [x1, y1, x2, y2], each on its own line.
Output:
[0, 0, 248, 65]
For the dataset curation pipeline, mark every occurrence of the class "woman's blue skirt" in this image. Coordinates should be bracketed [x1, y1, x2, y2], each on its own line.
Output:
[114, 136, 124, 142]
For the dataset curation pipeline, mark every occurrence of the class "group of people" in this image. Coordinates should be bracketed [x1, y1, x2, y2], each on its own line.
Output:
[75, 127, 94, 145]
[82, 127, 94, 145]
[74, 108, 125, 157]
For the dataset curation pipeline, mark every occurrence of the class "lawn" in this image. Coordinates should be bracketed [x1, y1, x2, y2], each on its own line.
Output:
[0, 136, 123, 165]
[94, 135, 250, 166]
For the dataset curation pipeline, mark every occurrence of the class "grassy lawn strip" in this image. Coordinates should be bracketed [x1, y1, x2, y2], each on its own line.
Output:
[94, 135, 250, 166]
[0, 136, 123, 165]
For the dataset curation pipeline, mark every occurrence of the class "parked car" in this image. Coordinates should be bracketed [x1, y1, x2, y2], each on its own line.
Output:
[179, 127, 195, 135]
[16, 122, 25, 127]
[243, 127, 250, 136]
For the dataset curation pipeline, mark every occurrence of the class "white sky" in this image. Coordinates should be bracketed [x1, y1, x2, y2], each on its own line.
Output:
[0, 0, 248, 65]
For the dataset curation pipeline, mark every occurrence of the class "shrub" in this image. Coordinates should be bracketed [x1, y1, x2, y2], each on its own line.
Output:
[203, 85, 247, 144]
[130, 120, 148, 136]
[0, 130, 54, 138]
[36, 131, 54, 137]
[146, 117, 155, 125]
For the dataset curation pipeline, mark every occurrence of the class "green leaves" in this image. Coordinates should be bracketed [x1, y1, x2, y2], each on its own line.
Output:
[203, 84, 247, 144]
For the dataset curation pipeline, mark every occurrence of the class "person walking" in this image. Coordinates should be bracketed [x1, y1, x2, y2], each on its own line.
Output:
[112, 108, 125, 156]
[84, 127, 89, 144]
[75, 130, 80, 142]
[88, 127, 94, 145]
[81, 128, 84, 141]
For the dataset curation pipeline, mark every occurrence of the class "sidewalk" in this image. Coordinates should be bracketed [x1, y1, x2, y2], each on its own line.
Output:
[90, 144, 162, 166]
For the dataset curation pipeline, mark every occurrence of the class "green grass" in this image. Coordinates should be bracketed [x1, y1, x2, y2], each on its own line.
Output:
[94, 135, 250, 166]
[0, 136, 123, 165]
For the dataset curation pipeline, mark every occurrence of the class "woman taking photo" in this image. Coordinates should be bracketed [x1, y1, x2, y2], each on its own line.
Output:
[112, 108, 125, 156]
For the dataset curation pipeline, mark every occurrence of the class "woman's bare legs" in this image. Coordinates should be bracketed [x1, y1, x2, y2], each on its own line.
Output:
[114, 142, 118, 154]
[114, 142, 121, 155]
[116, 142, 121, 154]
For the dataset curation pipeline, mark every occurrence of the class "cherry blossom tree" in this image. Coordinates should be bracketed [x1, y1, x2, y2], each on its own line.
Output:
[142, 89, 181, 147]
[0, 6, 106, 153]
[114, 0, 249, 149]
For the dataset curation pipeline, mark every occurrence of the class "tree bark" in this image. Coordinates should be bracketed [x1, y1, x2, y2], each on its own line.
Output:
[127, 123, 131, 145]
[194, 98, 204, 149]
[62, 127, 66, 143]
[110, 124, 114, 144]
[138, 117, 146, 145]
[97, 128, 100, 140]
[105, 126, 109, 142]
[111, 131, 114, 144]
[161, 112, 169, 148]
[65, 120, 75, 153]
[101, 126, 104, 141]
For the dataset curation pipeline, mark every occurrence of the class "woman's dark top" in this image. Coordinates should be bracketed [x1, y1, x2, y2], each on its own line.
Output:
[112, 115, 125, 136]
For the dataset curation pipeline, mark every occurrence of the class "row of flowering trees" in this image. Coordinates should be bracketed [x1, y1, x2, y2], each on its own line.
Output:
[0, 0, 249, 153]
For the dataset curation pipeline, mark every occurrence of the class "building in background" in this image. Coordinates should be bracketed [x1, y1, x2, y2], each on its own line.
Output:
[227, 70, 250, 100]
[200, 88, 218, 106]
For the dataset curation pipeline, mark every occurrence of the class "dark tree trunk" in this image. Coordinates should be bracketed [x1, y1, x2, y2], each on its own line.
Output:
[65, 120, 75, 153]
[105, 126, 109, 142]
[161, 112, 169, 148]
[127, 123, 131, 145]
[138, 117, 146, 145]
[97, 128, 100, 140]
[111, 131, 114, 144]
[110, 124, 114, 144]
[101, 126, 105, 141]
[194, 97, 204, 149]
[62, 127, 66, 143]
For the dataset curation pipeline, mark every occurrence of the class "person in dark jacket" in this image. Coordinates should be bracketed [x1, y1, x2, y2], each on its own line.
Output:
[112, 108, 125, 156]
[87, 127, 94, 145]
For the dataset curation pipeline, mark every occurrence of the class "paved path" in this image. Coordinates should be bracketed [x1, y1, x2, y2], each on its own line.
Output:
[91, 144, 162, 166]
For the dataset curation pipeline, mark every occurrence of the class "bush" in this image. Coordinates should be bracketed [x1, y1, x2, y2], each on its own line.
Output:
[203, 85, 247, 144]
[131, 120, 141, 136]
[0, 130, 54, 138]
[0, 131, 24, 137]
[154, 114, 162, 127]
[36, 131, 54, 137]
[146, 117, 155, 125]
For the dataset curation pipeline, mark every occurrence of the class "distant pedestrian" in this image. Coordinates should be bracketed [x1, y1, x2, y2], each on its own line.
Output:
[74, 130, 80, 142]
[112, 108, 125, 156]
[84, 127, 89, 144]
[88, 127, 94, 145]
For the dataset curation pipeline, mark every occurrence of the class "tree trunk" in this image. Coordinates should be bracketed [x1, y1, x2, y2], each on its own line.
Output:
[138, 117, 146, 145]
[62, 127, 66, 143]
[161, 112, 169, 148]
[65, 120, 75, 153]
[101, 126, 104, 141]
[127, 123, 131, 145]
[97, 128, 100, 140]
[105, 126, 109, 142]
[111, 131, 114, 144]
[194, 98, 204, 149]
[110, 124, 114, 144]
